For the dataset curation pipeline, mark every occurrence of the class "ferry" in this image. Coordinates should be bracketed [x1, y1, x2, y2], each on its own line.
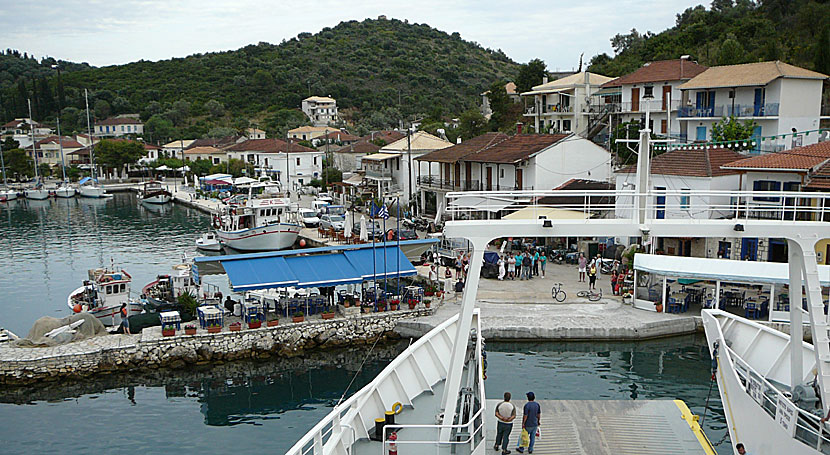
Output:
[138, 180, 172, 204]
[68, 268, 143, 326]
[214, 182, 300, 252]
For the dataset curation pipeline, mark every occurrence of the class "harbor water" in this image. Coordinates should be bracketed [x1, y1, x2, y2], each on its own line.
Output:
[0, 193, 727, 453]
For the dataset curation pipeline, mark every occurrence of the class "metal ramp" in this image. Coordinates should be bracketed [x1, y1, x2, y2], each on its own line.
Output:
[485, 399, 713, 455]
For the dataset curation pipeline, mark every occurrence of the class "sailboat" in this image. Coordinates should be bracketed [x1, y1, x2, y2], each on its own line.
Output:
[23, 100, 50, 201]
[77, 89, 107, 199]
[54, 113, 76, 198]
[0, 139, 16, 202]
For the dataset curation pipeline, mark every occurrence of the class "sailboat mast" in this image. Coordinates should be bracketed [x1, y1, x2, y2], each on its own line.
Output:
[57, 115, 67, 182]
[0, 135, 7, 188]
[84, 89, 96, 181]
[28, 99, 39, 182]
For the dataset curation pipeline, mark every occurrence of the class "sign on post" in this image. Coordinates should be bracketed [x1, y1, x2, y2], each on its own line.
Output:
[775, 397, 798, 437]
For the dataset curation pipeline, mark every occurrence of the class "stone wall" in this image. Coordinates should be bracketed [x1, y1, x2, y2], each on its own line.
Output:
[0, 308, 433, 386]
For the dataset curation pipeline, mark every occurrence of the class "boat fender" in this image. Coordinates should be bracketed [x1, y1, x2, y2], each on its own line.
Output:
[387, 430, 397, 455]
[391, 402, 403, 415]
[73, 304, 82, 313]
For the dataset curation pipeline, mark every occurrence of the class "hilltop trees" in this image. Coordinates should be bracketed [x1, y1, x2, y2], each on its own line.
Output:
[516, 59, 547, 93]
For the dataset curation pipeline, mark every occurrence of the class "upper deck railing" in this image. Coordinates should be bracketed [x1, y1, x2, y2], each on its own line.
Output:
[444, 189, 830, 223]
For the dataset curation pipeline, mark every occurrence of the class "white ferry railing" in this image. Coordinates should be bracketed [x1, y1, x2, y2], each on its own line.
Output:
[444, 189, 830, 223]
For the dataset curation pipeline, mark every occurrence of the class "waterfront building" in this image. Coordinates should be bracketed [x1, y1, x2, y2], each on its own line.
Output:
[162, 139, 196, 159]
[182, 146, 227, 165]
[301, 96, 338, 126]
[520, 71, 614, 136]
[225, 138, 323, 189]
[332, 140, 380, 173]
[94, 115, 144, 137]
[29, 135, 85, 167]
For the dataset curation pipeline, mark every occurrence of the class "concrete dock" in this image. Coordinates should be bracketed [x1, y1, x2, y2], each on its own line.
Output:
[484, 399, 713, 454]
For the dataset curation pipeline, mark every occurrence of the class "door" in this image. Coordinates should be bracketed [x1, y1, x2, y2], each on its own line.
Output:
[696, 126, 707, 141]
[486, 167, 493, 191]
[753, 88, 765, 116]
[655, 186, 666, 219]
[465, 162, 472, 190]
[516, 168, 523, 190]
[631, 88, 640, 112]
[680, 239, 692, 257]
[768, 239, 787, 263]
[661, 119, 667, 134]
[662, 85, 672, 110]
[751, 125, 762, 154]
[741, 238, 758, 261]
[454, 163, 460, 188]
[443, 163, 450, 184]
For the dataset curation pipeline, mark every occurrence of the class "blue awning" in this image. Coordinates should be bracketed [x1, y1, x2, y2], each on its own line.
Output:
[346, 246, 417, 279]
[78, 177, 97, 185]
[222, 256, 298, 291]
[285, 253, 364, 287]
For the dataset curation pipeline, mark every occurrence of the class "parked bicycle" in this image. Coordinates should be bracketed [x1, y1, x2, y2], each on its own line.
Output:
[550, 282, 567, 302]
[577, 288, 603, 302]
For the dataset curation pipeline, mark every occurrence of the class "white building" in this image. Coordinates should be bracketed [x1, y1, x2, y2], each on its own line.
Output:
[182, 146, 227, 165]
[225, 138, 324, 189]
[1, 118, 53, 148]
[333, 140, 381, 172]
[162, 139, 196, 159]
[245, 127, 266, 139]
[94, 115, 144, 137]
[301, 96, 338, 126]
[677, 61, 828, 151]
[287, 125, 339, 141]
[521, 72, 614, 135]
[30, 136, 85, 167]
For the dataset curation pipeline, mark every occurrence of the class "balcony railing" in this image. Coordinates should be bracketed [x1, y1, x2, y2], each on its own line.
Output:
[417, 176, 480, 192]
[365, 168, 393, 180]
[524, 105, 573, 115]
[678, 103, 780, 118]
[678, 105, 724, 118]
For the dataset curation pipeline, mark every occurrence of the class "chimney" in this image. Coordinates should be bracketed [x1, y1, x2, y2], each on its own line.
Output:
[516, 122, 524, 134]
[542, 76, 548, 85]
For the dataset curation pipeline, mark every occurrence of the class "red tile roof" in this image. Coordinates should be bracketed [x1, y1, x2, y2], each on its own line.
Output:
[226, 138, 315, 153]
[721, 142, 830, 172]
[97, 116, 142, 126]
[186, 136, 243, 150]
[618, 147, 745, 177]
[320, 130, 360, 142]
[334, 140, 381, 154]
[35, 135, 84, 148]
[601, 59, 707, 88]
[416, 132, 509, 163]
[464, 134, 570, 164]
[361, 130, 405, 144]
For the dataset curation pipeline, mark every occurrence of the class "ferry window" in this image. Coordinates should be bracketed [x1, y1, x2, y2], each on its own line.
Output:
[106, 285, 112, 295]
[718, 241, 731, 259]
[120, 283, 126, 293]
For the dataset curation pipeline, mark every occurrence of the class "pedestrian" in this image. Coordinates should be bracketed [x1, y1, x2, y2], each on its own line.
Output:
[462, 254, 470, 280]
[429, 264, 438, 282]
[610, 271, 618, 295]
[508, 254, 516, 280]
[516, 391, 540, 454]
[595, 254, 603, 276]
[494, 391, 516, 455]
[455, 253, 463, 280]
[578, 253, 587, 282]
[588, 263, 597, 290]
[540, 252, 547, 278]
[532, 250, 540, 276]
[514, 251, 523, 280]
[522, 253, 532, 280]
[735, 443, 748, 454]
[498, 255, 506, 281]
[120, 303, 130, 335]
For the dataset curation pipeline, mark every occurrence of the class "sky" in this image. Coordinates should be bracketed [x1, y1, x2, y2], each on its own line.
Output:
[1, 0, 706, 70]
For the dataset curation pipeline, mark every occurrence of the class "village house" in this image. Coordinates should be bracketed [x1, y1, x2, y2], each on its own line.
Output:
[225, 138, 323, 189]
[520, 72, 614, 136]
[481, 81, 521, 119]
[245, 127, 266, 139]
[182, 146, 227, 165]
[677, 61, 828, 151]
[287, 125, 339, 141]
[94, 115, 144, 137]
[301, 96, 338, 126]
[139, 143, 162, 164]
[29, 136, 85, 167]
[161, 139, 196, 159]
[314, 130, 360, 147]
[1, 118, 53, 148]
[332, 140, 381, 172]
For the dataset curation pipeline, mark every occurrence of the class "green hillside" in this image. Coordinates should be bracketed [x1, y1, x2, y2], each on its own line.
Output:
[0, 18, 518, 139]
[588, 0, 830, 78]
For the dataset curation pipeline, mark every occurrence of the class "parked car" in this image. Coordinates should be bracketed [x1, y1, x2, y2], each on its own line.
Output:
[298, 208, 320, 227]
[323, 205, 346, 216]
[385, 228, 418, 241]
[355, 220, 383, 239]
[320, 214, 345, 231]
[312, 200, 330, 215]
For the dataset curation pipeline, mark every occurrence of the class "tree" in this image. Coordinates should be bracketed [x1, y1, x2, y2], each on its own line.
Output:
[2, 137, 20, 151]
[94, 99, 111, 119]
[165, 100, 191, 125]
[206, 126, 237, 138]
[457, 109, 486, 140]
[205, 99, 225, 118]
[95, 140, 145, 177]
[2, 149, 33, 180]
[144, 114, 175, 144]
[712, 116, 756, 150]
[188, 158, 213, 177]
[38, 163, 52, 178]
[111, 96, 132, 114]
[486, 81, 512, 131]
[717, 35, 746, 65]
[515, 58, 547, 94]
[815, 25, 830, 76]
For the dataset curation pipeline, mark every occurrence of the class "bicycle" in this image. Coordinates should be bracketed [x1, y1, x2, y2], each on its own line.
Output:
[577, 288, 603, 302]
[550, 283, 567, 302]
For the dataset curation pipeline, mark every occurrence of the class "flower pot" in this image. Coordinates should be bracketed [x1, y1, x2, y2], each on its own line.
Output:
[162, 329, 176, 337]
[343, 302, 350, 308]
[424, 291, 434, 297]
[230, 324, 242, 332]
[424, 302, 431, 308]
[377, 307, 385, 312]
[390, 304, 398, 311]
[655, 304, 663, 313]
[267, 320, 279, 327]
[362, 307, 371, 314]
[207, 326, 221, 334]
[185, 327, 197, 335]
[409, 303, 417, 310]
[293, 316, 305, 323]
[322, 313, 335, 320]
[248, 321, 262, 329]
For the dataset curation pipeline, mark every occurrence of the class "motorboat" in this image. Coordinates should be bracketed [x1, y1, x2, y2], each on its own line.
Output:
[55, 184, 76, 198]
[78, 176, 107, 198]
[195, 232, 222, 251]
[24, 184, 50, 200]
[142, 263, 200, 303]
[68, 268, 142, 326]
[214, 182, 300, 251]
[138, 180, 172, 204]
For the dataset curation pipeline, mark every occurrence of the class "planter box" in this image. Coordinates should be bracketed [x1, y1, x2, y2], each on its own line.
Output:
[267, 320, 279, 327]
[229, 324, 242, 332]
[322, 313, 335, 320]
[248, 321, 262, 329]
[362, 307, 372, 314]
[207, 326, 221, 334]
[184, 328, 197, 335]
[293, 316, 305, 323]
[162, 329, 176, 337]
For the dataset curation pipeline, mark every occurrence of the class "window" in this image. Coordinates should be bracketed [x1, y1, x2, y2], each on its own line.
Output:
[213, 157, 220, 165]
[500, 168, 504, 178]
[643, 86, 653, 98]
[106, 286, 112, 295]
[120, 284, 126, 293]
[680, 189, 690, 209]
[718, 241, 731, 259]
[753, 180, 781, 201]
[296, 157, 300, 166]
[562, 120, 571, 131]
[314, 156, 317, 165]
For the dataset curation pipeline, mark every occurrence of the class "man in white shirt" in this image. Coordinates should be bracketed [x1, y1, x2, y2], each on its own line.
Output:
[494, 391, 516, 454]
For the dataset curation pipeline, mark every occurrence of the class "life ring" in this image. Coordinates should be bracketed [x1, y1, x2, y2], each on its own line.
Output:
[391, 402, 403, 415]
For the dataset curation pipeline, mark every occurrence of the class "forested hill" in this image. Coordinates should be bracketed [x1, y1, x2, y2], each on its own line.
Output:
[0, 18, 518, 136]
[588, 0, 830, 78]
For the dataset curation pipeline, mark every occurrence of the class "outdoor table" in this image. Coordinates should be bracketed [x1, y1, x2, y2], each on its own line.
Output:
[160, 311, 181, 330]
[242, 302, 264, 323]
[197, 306, 223, 329]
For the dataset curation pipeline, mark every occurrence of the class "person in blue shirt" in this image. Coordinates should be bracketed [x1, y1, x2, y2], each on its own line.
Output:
[517, 391, 541, 453]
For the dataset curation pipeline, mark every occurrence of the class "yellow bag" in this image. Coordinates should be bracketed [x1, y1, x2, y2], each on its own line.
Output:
[519, 429, 530, 448]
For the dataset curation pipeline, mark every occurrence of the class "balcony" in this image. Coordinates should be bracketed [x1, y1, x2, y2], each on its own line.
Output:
[365, 168, 393, 180]
[678, 103, 779, 118]
[524, 105, 573, 115]
[417, 176, 480, 192]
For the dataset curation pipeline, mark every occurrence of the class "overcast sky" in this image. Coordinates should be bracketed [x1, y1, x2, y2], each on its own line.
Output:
[2, 0, 705, 70]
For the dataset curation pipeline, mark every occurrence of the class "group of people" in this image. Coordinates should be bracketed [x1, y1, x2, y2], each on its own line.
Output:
[498, 249, 547, 281]
[576, 252, 601, 290]
[494, 391, 540, 454]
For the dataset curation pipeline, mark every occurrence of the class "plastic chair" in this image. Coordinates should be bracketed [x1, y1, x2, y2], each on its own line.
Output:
[668, 297, 681, 313]
[745, 301, 758, 319]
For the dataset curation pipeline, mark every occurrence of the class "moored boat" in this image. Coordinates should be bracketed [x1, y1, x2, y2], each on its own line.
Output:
[215, 182, 300, 252]
[24, 185, 50, 200]
[142, 263, 200, 303]
[55, 184, 76, 198]
[78, 177, 107, 198]
[195, 232, 222, 251]
[138, 180, 171, 204]
[0, 188, 18, 202]
[68, 268, 142, 326]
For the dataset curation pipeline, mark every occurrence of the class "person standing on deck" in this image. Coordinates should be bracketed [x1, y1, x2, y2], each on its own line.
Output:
[498, 255, 506, 281]
[517, 391, 540, 454]
[507, 254, 516, 280]
[577, 253, 587, 282]
[588, 263, 597, 291]
[494, 392, 516, 454]
[540, 252, 547, 278]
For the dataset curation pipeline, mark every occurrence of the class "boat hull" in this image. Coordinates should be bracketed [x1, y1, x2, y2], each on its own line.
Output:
[79, 186, 107, 198]
[24, 189, 50, 200]
[196, 239, 222, 251]
[55, 187, 76, 198]
[0, 190, 17, 202]
[67, 285, 142, 327]
[217, 223, 300, 251]
[140, 191, 172, 204]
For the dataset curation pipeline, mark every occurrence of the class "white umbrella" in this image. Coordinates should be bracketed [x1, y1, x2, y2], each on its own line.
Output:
[344, 213, 353, 238]
[180, 165, 191, 172]
[156, 165, 170, 171]
[233, 176, 257, 185]
[359, 215, 368, 242]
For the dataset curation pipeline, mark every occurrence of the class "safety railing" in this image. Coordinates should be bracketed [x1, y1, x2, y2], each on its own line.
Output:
[444, 189, 830, 223]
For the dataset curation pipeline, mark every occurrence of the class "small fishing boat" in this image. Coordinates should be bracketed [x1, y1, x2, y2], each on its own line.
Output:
[215, 182, 300, 251]
[195, 232, 222, 251]
[0, 188, 17, 202]
[68, 268, 142, 326]
[138, 180, 171, 205]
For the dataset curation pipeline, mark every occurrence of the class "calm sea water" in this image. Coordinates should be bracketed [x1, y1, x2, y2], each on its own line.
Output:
[0, 195, 728, 454]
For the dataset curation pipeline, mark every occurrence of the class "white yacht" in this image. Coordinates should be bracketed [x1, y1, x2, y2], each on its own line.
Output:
[195, 232, 222, 251]
[0, 188, 16, 202]
[24, 184, 50, 200]
[138, 180, 172, 204]
[215, 182, 300, 251]
[78, 177, 107, 198]
[55, 184, 76, 198]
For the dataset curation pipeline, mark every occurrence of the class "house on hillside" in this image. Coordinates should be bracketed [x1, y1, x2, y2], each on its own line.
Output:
[94, 115, 144, 137]
[481, 81, 521, 119]
[301, 96, 338, 126]
[1, 118, 53, 148]
[314, 130, 360, 147]
[287, 125, 338, 141]
[417, 133, 611, 219]
[29, 136, 85, 167]
[183, 146, 227, 165]
[333, 140, 381, 172]
[361, 130, 406, 147]
[162, 139, 196, 159]
[185, 135, 246, 151]
[520, 72, 613, 137]
[595, 57, 707, 139]
[226, 138, 323, 189]
[615, 146, 745, 258]
[677, 61, 828, 151]
[245, 127, 265, 139]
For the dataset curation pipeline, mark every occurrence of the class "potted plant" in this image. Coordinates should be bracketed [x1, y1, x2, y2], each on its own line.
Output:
[207, 322, 221, 334]
[322, 309, 335, 320]
[424, 298, 432, 309]
[654, 301, 663, 313]
[408, 299, 417, 310]
[292, 311, 305, 323]
[343, 296, 354, 308]
[267, 318, 279, 327]
[389, 299, 399, 311]
[230, 321, 242, 332]
[361, 303, 372, 314]
[184, 324, 197, 335]
[248, 315, 262, 329]
[162, 324, 176, 337]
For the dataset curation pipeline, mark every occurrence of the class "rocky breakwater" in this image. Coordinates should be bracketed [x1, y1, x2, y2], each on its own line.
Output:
[0, 308, 433, 385]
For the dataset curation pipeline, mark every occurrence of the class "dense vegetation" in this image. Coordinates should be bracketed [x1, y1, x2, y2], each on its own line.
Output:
[0, 18, 518, 141]
[588, 0, 830, 77]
